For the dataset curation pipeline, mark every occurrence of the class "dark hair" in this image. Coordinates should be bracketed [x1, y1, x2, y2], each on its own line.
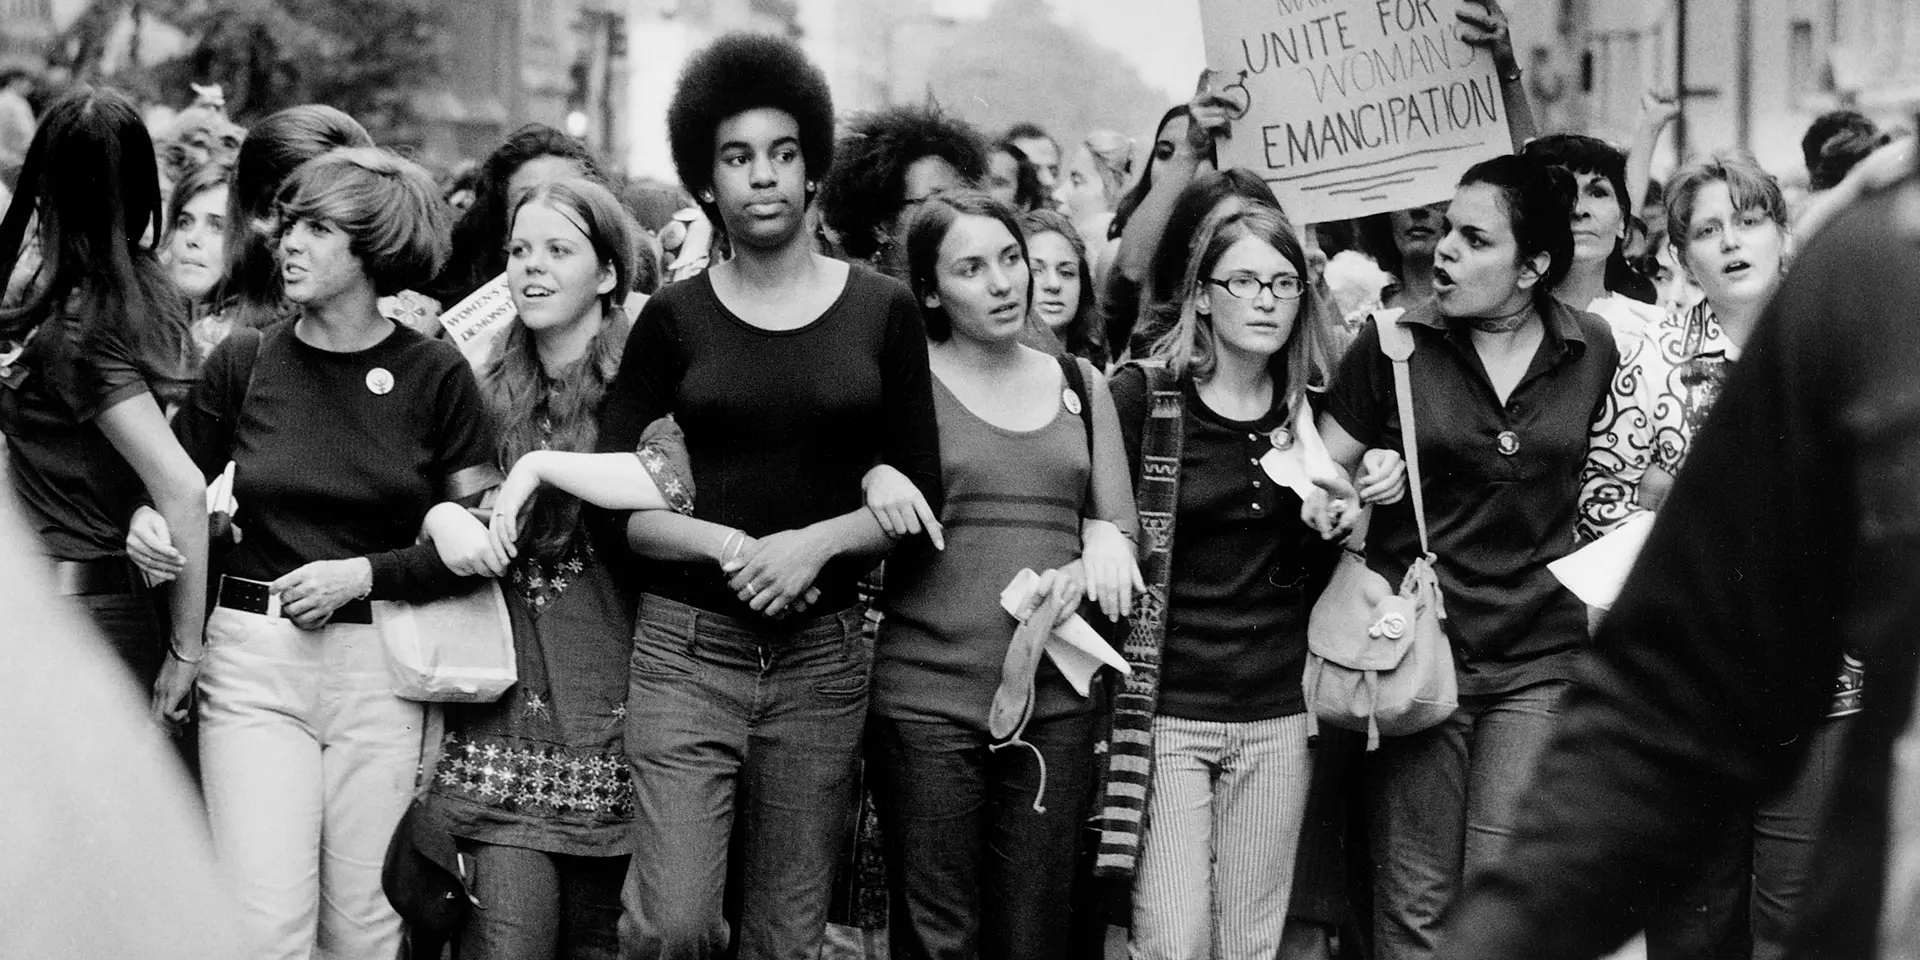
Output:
[667, 32, 835, 235]
[274, 147, 450, 297]
[820, 103, 990, 263]
[428, 124, 604, 305]
[1019, 208, 1103, 365]
[1801, 110, 1886, 190]
[1521, 133, 1654, 303]
[1110, 105, 1189, 240]
[219, 104, 373, 327]
[1456, 154, 1578, 309]
[619, 175, 694, 234]
[993, 140, 1047, 213]
[485, 177, 639, 560]
[906, 192, 1029, 342]
[1004, 121, 1058, 157]
[0, 86, 189, 381]
[1147, 168, 1280, 308]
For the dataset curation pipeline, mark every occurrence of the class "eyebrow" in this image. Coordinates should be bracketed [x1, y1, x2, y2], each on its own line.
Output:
[718, 136, 801, 152]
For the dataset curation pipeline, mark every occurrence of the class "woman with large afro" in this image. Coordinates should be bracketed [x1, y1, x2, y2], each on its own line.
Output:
[591, 31, 944, 959]
[817, 102, 990, 279]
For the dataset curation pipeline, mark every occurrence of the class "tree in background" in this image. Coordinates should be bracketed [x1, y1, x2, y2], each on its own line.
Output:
[924, 0, 1165, 155]
[48, 0, 445, 146]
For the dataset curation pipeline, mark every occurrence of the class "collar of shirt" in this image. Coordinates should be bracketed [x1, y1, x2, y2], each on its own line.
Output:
[1672, 300, 1741, 363]
[1399, 296, 1592, 364]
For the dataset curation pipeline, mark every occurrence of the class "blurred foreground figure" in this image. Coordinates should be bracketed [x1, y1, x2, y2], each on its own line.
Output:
[1433, 165, 1920, 960]
[0, 479, 243, 959]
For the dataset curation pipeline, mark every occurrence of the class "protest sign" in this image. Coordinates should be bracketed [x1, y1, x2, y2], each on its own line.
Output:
[1198, 0, 1512, 223]
[438, 273, 516, 369]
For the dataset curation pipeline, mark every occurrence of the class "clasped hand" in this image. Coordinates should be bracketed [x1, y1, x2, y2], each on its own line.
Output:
[724, 529, 826, 620]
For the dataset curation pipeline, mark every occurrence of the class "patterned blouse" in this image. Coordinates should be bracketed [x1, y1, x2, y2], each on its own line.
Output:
[1580, 300, 1738, 542]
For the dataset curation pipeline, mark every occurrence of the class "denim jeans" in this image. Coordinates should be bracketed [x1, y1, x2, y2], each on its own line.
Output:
[455, 840, 627, 960]
[75, 588, 165, 691]
[1131, 713, 1314, 960]
[1365, 680, 1569, 960]
[619, 594, 871, 960]
[868, 710, 1099, 960]
[1643, 713, 1855, 960]
[198, 606, 423, 960]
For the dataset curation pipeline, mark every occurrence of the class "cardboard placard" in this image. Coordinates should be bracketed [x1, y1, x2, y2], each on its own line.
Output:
[437, 273, 516, 369]
[1199, 0, 1512, 223]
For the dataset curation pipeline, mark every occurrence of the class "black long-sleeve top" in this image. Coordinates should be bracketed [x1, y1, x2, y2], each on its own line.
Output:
[173, 321, 497, 601]
[1435, 178, 1920, 960]
[595, 263, 941, 621]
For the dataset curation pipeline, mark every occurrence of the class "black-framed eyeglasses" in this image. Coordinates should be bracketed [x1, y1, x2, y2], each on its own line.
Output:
[1208, 275, 1304, 301]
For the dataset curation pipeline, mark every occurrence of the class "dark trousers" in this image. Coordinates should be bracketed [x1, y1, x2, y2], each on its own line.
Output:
[1365, 681, 1569, 960]
[619, 595, 871, 960]
[1644, 715, 1855, 960]
[868, 711, 1100, 960]
[455, 841, 626, 960]
[76, 589, 165, 691]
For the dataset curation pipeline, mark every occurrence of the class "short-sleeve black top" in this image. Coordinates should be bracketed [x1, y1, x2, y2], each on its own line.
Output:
[0, 299, 182, 561]
[1324, 299, 1618, 695]
[173, 320, 497, 601]
[595, 263, 942, 621]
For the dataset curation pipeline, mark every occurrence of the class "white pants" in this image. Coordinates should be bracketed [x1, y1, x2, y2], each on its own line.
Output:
[1130, 713, 1313, 960]
[198, 606, 423, 960]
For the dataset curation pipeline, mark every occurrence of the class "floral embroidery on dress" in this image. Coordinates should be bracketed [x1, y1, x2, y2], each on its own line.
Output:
[513, 538, 592, 611]
[434, 732, 634, 818]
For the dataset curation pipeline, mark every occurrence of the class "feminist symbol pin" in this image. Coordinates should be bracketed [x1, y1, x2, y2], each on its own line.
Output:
[366, 367, 394, 396]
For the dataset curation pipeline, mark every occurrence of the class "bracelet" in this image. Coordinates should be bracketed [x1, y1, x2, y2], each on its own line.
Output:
[168, 643, 207, 664]
[719, 529, 746, 565]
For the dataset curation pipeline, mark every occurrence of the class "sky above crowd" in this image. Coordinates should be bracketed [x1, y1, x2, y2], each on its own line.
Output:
[937, 0, 1208, 103]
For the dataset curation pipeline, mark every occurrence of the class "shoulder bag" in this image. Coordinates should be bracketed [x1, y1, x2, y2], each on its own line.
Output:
[1303, 310, 1457, 750]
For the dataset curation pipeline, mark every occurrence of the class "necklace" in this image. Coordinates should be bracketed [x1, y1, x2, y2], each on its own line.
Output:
[1468, 301, 1534, 334]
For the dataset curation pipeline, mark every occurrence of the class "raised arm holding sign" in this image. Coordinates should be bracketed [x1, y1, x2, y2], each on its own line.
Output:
[1195, 0, 1531, 224]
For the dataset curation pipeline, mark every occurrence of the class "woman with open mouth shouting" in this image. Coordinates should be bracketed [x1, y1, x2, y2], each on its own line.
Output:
[1317, 153, 1621, 960]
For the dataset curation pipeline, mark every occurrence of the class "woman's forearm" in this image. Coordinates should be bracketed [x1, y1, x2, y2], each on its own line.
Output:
[625, 510, 740, 563]
[151, 479, 208, 653]
[1116, 153, 1207, 284]
[526, 451, 668, 511]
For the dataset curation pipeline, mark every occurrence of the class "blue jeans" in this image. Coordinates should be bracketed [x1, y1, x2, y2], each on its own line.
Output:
[868, 711, 1099, 960]
[455, 841, 625, 960]
[1365, 680, 1569, 960]
[618, 594, 871, 960]
[1643, 713, 1855, 960]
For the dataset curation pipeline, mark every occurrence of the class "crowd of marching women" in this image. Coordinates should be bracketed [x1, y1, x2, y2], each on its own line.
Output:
[1, 1, 1913, 958]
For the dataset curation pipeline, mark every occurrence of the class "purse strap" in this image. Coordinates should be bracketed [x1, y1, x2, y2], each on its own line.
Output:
[1373, 313, 1432, 557]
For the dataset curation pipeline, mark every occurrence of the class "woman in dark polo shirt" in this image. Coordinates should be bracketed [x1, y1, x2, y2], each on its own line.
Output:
[0, 87, 207, 719]
[1317, 154, 1619, 960]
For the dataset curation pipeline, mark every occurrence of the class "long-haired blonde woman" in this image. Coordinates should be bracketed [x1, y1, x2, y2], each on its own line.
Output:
[1106, 203, 1402, 960]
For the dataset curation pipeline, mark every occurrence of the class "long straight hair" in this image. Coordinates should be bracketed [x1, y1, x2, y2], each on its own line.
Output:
[0, 86, 188, 382]
[482, 177, 639, 561]
[1149, 204, 1330, 422]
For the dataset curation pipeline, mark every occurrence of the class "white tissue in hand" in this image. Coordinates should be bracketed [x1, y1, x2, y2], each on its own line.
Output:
[998, 568, 1131, 697]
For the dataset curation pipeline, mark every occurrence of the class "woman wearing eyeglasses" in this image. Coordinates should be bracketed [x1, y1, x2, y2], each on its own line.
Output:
[1106, 202, 1403, 960]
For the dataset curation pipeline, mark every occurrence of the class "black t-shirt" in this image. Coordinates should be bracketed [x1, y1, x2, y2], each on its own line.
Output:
[1324, 300, 1618, 695]
[1111, 366, 1335, 722]
[595, 263, 941, 621]
[0, 301, 181, 561]
[173, 320, 497, 601]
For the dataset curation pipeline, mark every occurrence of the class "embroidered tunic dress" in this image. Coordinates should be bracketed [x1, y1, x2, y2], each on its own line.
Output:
[428, 423, 695, 856]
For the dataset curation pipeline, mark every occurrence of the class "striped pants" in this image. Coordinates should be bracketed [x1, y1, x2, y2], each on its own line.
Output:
[1130, 713, 1313, 960]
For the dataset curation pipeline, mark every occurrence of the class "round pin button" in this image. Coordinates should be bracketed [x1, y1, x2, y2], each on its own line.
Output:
[1269, 426, 1295, 451]
[1062, 388, 1082, 416]
[366, 367, 395, 396]
[1496, 430, 1519, 456]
